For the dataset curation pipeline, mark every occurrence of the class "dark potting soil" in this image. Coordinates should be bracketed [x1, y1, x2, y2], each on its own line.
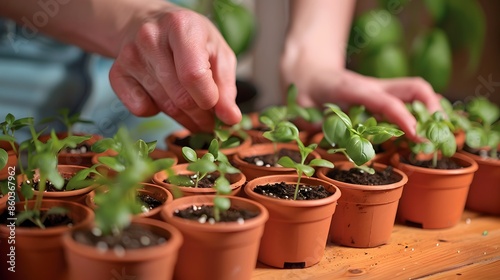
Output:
[163, 173, 219, 188]
[0, 210, 73, 228]
[253, 182, 333, 200]
[174, 134, 243, 150]
[63, 142, 92, 154]
[138, 193, 163, 211]
[402, 155, 462, 169]
[242, 148, 312, 167]
[72, 223, 168, 251]
[174, 204, 259, 223]
[326, 166, 401, 185]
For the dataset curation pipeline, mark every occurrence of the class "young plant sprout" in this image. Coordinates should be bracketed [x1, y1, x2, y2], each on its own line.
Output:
[322, 103, 404, 173]
[0, 114, 32, 171]
[16, 122, 90, 228]
[464, 97, 500, 159]
[41, 108, 94, 137]
[268, 120, 334, 200]
[90, 127, 175, 235]
[409, 101, 457, 167]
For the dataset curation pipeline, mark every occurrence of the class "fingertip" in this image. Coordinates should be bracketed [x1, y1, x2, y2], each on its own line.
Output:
[215, 102, 242, 126]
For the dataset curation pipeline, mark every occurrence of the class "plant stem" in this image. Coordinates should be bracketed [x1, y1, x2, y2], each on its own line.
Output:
[293, 170, 302, 200]
[432, 152, 438, 168]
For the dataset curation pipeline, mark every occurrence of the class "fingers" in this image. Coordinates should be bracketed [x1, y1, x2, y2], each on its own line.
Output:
[377, 77, 443, 113]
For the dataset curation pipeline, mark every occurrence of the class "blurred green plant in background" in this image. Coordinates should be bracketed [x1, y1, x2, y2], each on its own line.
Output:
[171, 0, 255, 57]
[348, 0, 486, 93]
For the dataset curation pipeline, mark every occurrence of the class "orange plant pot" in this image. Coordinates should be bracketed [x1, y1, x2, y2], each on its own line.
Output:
[85, 183, 174, 220]
[232, 143, 321, 181]
[317, 162, 407, 248]
[152, 163, 246, 198]
[161, 195, 268, 280]
[390, 153, 478, 229]
[165, 129, 252, 163]
[0, 200, 94, 280]
[17, 165, 97, 205]
[459, 150, 500, 215]
[244, 175, 341, 268]
[63, 218, 183, 280]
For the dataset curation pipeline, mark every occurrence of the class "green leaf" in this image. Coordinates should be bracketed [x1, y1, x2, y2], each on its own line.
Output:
[98, 156, 125, 172]
[346, 135, 375, 166]
[322, 115, 350, 148]
[410, 28, 452, 92]
[426, 121, 453, 144]
[16, 210, 36, 225]
[213, 0, 255, 56]
[168, 174, 194, 187]
[45, 206, 69, 216]
[277, 156, 296, 168]
[0, 149, 7, 169]
[187, 159, 217, 174]
[440, 135, 457, 157]
[91, 138, 116, 153]
[324, 103, 353, 128]
[296, 164, 315, 177]
[309, 158, 334, 169]
[215, 176, 231, 194]
[182, 147, 198, 162]
[213, 196, 231, 211]
[465, 127, 486, 149]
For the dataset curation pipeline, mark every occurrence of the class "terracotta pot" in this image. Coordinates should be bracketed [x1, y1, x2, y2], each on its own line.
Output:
[454, 130, 466, 151]
[245, 112, 310, 144]
[161, 195, 268, 280]
[459, 149, 500, 215]
[0, 141, 18, 180]
[39, 132, 102, 167]
[152, 163, 246, 198]
[390, 152, 478, 229]
[244, 175, 341, 268]
[309, 132, 397, 165]
[232, 143, 321, 181]
[63, 218, 183, 280]
[316, 162, 407, 248]
[17, 165, 97, 205]
[165, 129, 252, 163]
[86, 183, 173, 220]
[0, 200, 94, 280]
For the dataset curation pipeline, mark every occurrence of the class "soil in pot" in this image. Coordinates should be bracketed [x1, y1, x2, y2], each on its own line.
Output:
[0, 209, 73, 228]
[163, 172, 220, 188]
[71, 223, 169, 251]
[30, 173, 91, 192]
[174, 204, 259, 222]
[401, 155, 462, 169]
[253, 182, 332, 200]
[325, 165, 401, 185]
[241, 148, 314, 167]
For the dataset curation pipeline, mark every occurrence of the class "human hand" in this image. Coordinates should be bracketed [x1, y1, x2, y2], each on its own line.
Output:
[280, 52, 442, 142]
[109, 5, 241, 133]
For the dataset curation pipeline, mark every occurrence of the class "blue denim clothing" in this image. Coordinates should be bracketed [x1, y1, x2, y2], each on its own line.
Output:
[0, 18, 180, 148]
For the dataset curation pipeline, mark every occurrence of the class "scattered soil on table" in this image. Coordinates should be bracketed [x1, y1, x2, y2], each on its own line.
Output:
[242, 148, 313, 167]
[63, 142, 92, 154]
[253, 182, 333, 200]
[163, 173, 220, 188]
[174, 204, 259, 223]
[326, 166, 401, 185]
[72, 223, 169, 251]
[402, 155, 462, 169]
[0, 210, 73, 228]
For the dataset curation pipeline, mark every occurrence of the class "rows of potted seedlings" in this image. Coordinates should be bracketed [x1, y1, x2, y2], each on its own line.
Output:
[0, 87, 499, 280]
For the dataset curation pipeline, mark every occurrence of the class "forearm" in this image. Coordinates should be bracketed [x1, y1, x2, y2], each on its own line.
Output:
[1, 0, 177, 57]
[285, 0, 356, 68]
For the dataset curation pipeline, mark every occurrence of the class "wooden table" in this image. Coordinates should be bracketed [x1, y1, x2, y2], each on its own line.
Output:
[251, 210, 500, 279]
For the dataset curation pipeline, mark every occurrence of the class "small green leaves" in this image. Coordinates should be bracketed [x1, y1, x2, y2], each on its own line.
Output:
[182, 146, 198, 162]
[346, 135, 376, 166]
[0, 149, 7, 169]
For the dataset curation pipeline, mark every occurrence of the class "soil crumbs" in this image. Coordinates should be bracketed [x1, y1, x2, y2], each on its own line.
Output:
[253, 182, 332, 200]
[0, 210, 73, 228]
[243, 148, 311, 167]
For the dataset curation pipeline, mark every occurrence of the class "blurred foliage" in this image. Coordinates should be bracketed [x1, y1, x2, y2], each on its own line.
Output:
[171, 0, 255, 57]
[348, 0, 486, 93]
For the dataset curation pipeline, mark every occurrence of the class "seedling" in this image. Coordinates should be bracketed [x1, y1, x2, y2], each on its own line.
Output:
[0, 114, 32, 170]
[16, 122, 90, 228]
[408, 101, 457, 167]
[41, 108, 94, 137]
[90, 127, 176, 235]
[270, 121, 334, 200]
[322, 103, 404, 173]
[464, 97, 500, 159]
